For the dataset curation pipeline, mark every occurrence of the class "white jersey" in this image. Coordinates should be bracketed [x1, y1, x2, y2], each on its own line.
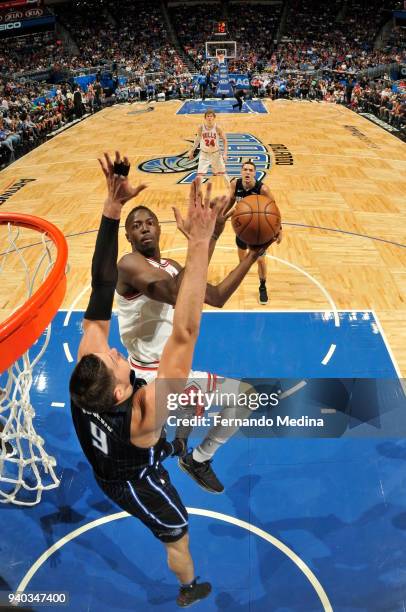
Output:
[116, 256, 241, 408]
[199, 123, 220, 153]
[116, 257, 179, 367]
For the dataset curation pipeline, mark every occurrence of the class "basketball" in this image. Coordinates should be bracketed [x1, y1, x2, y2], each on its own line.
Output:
[231, 194, 281, 246]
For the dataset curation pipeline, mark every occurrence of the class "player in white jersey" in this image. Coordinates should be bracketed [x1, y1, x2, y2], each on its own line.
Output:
[188, 109, 230, 184]
[116, 181, 269, 494]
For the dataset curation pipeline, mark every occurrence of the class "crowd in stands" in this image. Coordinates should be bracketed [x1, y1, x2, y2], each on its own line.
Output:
[168, 3, 223, 71]
[0, 0, 186, 77]
[54, 0, 185, 74]
[0, 78, 99, 167]
[1, 0, 404, 78]
[166, 0, 404, 75]
[274, 0, 403, 74]
[245, 72, 404, 130]
[227, 2, 283, 73]
[0, 32, 69, 77]
[1, 0, 405, 167]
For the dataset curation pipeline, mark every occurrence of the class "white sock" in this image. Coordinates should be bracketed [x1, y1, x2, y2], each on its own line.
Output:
[192, 403, 253, 462]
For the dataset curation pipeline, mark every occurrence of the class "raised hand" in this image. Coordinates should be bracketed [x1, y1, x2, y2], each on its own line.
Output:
[173, 178, 211, 240]
[189, 184, 219, 243]
[98, 151, 147, 207]
[173, 178, 218, 242]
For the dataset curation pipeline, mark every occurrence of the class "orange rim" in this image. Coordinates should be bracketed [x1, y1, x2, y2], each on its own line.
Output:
[0, 213, 68, 373]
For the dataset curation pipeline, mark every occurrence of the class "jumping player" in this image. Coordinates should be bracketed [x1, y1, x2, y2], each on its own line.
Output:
[188, 109, 230, 185]
[116, 183, 268, 494]
[228, 160, 282, 304]
[69, 152, 217, 607]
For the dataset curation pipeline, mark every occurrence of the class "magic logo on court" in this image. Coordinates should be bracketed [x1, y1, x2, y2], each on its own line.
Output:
[138, 134, 271, 184]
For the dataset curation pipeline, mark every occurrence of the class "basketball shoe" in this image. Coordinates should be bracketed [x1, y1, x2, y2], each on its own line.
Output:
[177, 578, 212, 607]
[178, 452, 224, 493]
[259, 281, 268, 304]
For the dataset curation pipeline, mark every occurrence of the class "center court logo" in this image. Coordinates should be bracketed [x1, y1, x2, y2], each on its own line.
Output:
[138, 133, 271, 184]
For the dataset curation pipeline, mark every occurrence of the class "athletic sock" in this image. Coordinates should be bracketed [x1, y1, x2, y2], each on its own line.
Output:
[260, 279, 266, 288]
[192, 446, 212, 463]
[192, 403, 253, 462]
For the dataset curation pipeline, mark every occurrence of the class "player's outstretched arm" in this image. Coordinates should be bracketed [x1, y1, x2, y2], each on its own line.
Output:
[142, 179, 218, 432]
[163, 178, 217, 376]
[204, 244, 268, 307]
[77, 152, 146, 360]
[155, 179, 216, 392]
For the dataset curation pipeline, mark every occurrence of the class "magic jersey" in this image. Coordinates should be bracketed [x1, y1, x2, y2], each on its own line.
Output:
[199, 123, 220, 153]
[71, 388, 167, 481]
[116, 257, 179, 366]
[234, 177, 263, 201]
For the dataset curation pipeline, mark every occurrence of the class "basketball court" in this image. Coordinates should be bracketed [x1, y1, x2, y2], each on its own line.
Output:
[1, 97, 406, 610]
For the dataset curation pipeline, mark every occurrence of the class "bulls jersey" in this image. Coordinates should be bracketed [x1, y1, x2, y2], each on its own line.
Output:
[234, 177, 263, 201]
[71, 387, 167, 481]
[116, 257, 179, 366]
[200, 123, 220, 153]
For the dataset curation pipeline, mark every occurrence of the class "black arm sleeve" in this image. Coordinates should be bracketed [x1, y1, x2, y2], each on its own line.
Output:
[84, 215, 120, 321]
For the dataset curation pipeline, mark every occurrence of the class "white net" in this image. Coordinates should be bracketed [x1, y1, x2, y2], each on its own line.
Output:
[0, 222, 61, 505]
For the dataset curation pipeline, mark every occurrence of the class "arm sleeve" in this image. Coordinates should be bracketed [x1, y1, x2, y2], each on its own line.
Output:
[84, 215, 120, 321]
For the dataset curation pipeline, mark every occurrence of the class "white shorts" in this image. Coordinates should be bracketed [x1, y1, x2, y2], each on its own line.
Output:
[197, 150, 226, 176]
[129, 356, 219, 413]
[129, 356, 255, 415]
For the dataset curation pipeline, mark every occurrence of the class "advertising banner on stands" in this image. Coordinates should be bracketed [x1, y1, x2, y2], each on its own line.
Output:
[0, 13, 54, 37]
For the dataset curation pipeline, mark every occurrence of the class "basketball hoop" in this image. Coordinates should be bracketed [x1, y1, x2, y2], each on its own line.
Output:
[205, 40, 237, 60]
[0, 213, 68, 505]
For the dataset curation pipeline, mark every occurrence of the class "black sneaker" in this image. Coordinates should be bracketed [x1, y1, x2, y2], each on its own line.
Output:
[177, 578, 212, 607]
[178, 452, 224, 493]
[259, 284, 268, 305]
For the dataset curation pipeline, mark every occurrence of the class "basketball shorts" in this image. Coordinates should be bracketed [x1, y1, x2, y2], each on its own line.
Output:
[235, 235, 266, 257]
[129, 357, 219, 400]
[197, 150, 226, 176]
[130, 358, 220, 430]
[96, 464, 188, 543]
